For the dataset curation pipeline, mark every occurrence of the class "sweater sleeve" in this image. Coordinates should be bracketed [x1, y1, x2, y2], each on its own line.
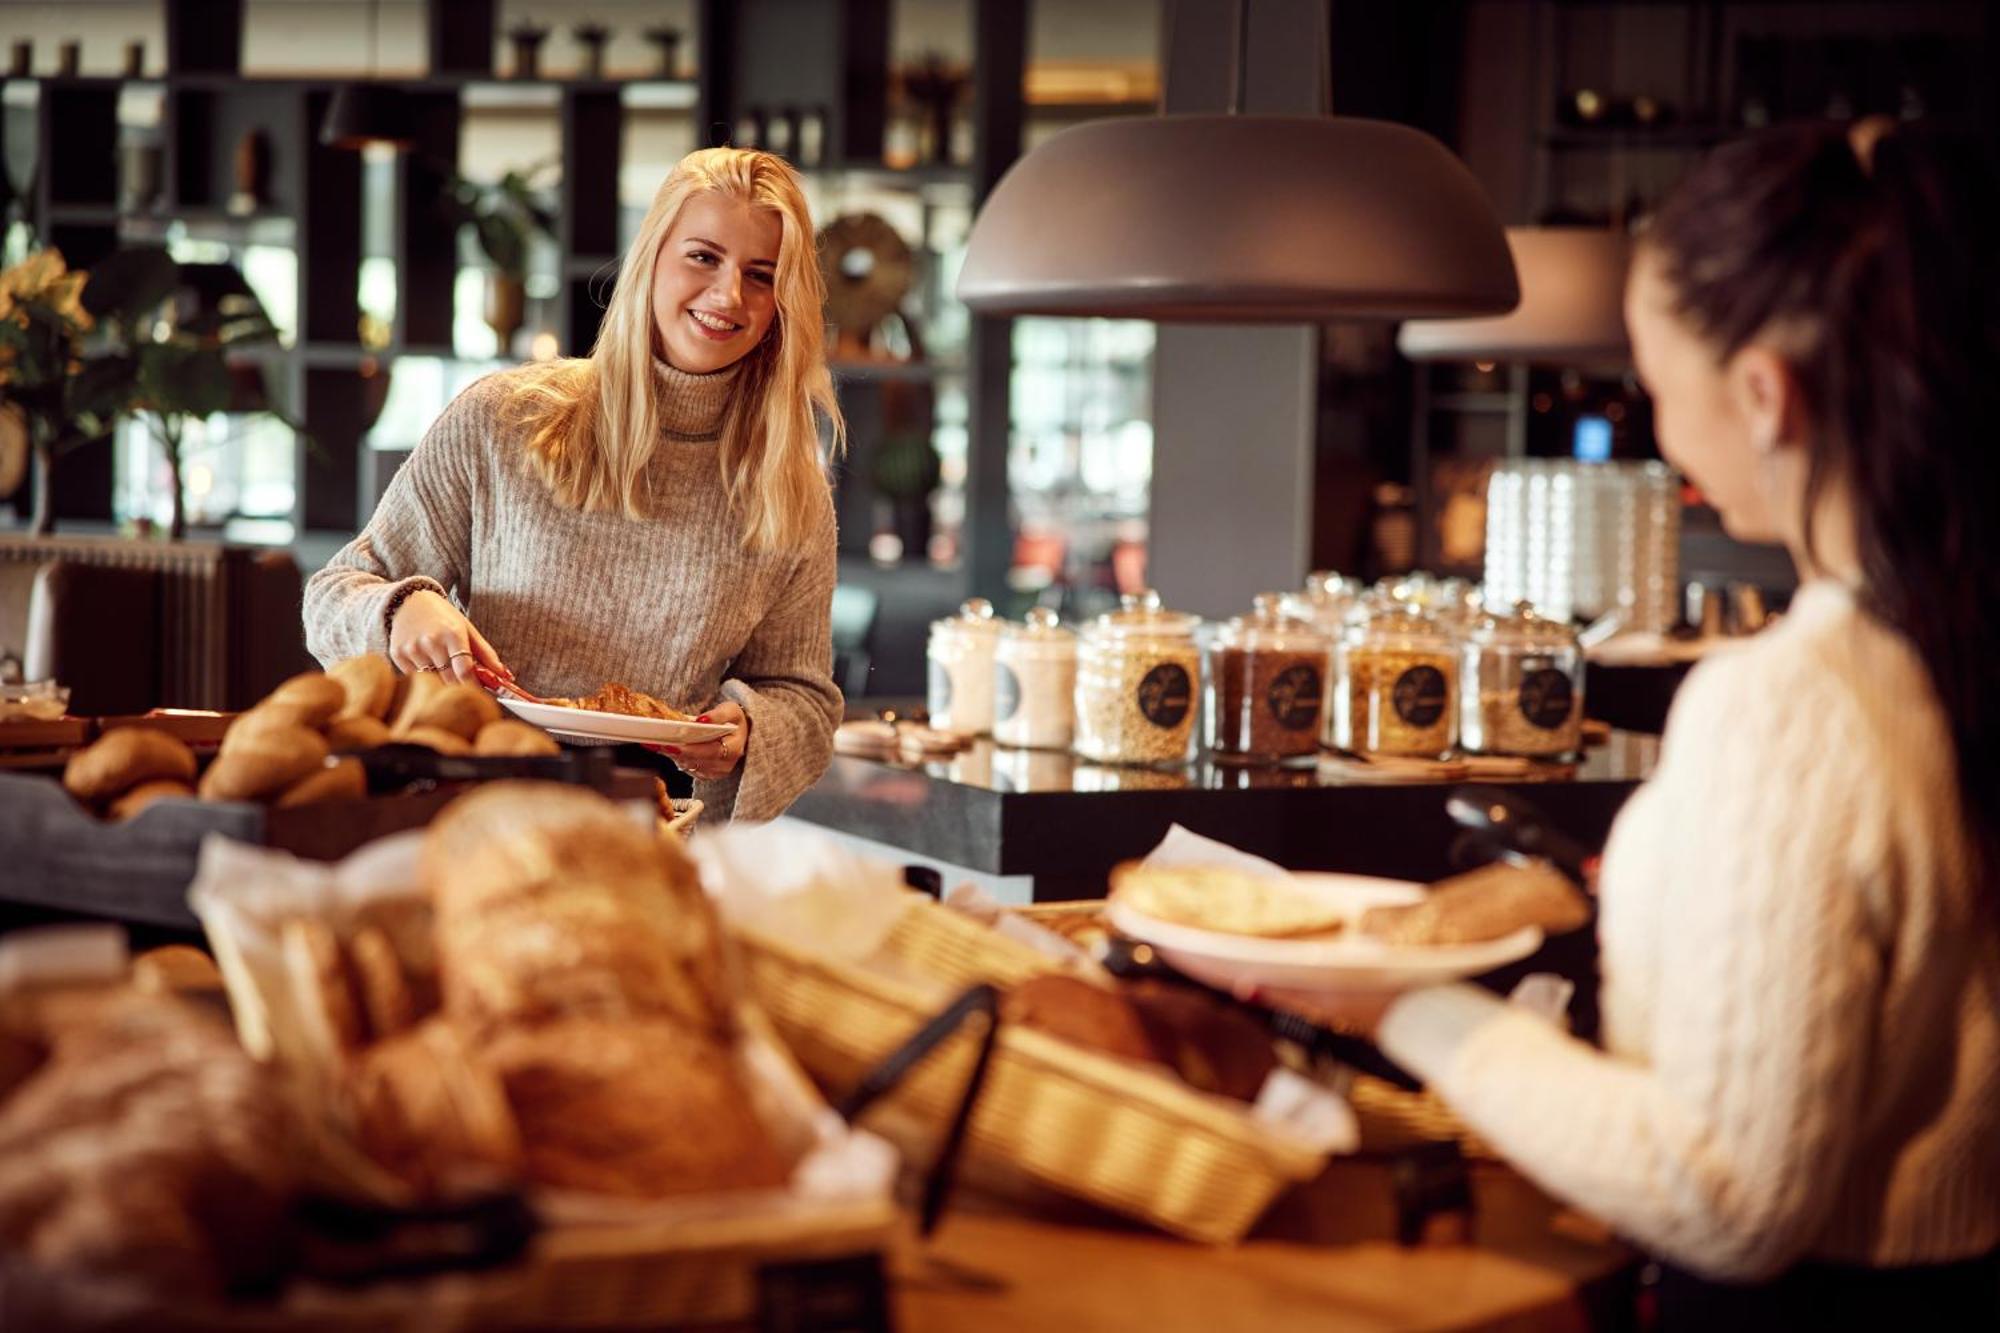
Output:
[1377, 654, 1887, 1280]
[301, 375, 499, 664]
[707, 489, 843, 822]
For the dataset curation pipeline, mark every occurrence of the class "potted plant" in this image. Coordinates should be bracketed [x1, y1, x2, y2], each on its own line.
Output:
[444, 165, 557, 355]
[84, 246, 295, 541]
[0, 249, 128, 535]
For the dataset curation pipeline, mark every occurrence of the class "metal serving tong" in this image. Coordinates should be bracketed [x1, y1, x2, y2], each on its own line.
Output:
[1444, 785, 1597, 887]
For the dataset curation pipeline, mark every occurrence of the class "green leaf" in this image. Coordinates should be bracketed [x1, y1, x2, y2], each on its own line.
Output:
[81, 246, 179, 324]
[475, 213, 526, 277]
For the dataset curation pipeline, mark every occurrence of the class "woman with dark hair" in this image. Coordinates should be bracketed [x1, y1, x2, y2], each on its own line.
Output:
[1283, 121, 2000, 1328]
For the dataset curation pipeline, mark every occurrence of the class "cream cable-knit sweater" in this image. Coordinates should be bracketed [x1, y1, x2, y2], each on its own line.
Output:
[1382, 580, 2000, 1280]
[301, 360, 841, 822]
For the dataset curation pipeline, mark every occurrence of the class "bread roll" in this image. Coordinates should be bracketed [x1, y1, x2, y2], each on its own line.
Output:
[473, 719, 561, 757]
[346, 1019, 521, 1197]
[1002, 974, 1160, 1067]
[425, 783, 729, 1038]
[199, 725, 329, 802]
[62, 728, 197, 804]
[347, 926, 416, 1039]
[389, 670, 446, 734]
[324, 714, 392, 751]
[1002, 975, 1277, 1101]
[402, 683, 501, 742]
[1110, 862, 1349, 938]
[280, 918, 363, 1067]
[478, 1017, 785, 1197]
[400, 725, 473, 755]
[328, 653, 397, 721]
[108, 778, 195, 821]
[273, 757, 367, 809]
[261, 672, 348, 728]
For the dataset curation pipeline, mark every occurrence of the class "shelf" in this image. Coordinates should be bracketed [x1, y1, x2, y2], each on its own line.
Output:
[563, 255, 622, 279]
[831, 359, 968, 384]
[818, 163, 974, 192]
[45, 205, 122, 224]
[1430, 392, 1517, 413]
[1541, 126, 1729, 151]
[118, 208, 297, 245]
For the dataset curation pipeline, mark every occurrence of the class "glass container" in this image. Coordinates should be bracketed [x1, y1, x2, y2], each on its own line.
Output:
[1332, 603, 1458, 759]
[1460, 601, 1585, 758]
[925, 598, 1003, 736]
[1073, 589, 1201, 767]
[993, 607, 1077, 751]
[1205, 594, 1328, 765]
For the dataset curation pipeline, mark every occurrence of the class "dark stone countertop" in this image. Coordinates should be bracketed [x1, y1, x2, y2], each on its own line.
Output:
[788, 733, 1658, 900]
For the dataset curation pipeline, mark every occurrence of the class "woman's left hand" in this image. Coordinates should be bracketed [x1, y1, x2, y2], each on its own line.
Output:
[651, 701, 750, 781]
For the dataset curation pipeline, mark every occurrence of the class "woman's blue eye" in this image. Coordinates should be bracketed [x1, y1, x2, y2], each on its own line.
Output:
[688, 250, 717, 265]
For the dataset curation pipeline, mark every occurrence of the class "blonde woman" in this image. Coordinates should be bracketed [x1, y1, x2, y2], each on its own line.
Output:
[303, 148, 844, 821]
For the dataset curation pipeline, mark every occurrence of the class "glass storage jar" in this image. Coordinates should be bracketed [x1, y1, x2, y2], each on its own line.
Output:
[1279, 570, 1360, 639]
[1460, 602, 1585, 758]
[1205, 595, 1328, 765]
[926, 598, 1003, 736]
[1332, 603, 1458, 759]
[1073, 589, 1201, 767]
[993, 608, 1077, 751]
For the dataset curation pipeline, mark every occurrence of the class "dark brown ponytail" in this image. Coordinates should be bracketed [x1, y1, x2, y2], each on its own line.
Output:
[1646, 123, 2000, 892]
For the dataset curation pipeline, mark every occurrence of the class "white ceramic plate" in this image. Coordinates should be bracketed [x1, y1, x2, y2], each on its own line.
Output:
[1106, 871, 1543, 994]
[498, 696, 735, 746]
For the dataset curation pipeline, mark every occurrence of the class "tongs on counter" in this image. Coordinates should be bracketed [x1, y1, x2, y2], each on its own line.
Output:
[471, 664, 548, 706]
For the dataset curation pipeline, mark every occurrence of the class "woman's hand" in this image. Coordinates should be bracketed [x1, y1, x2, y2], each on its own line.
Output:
[651, 701, 749, 781]
[389, 589, 510, 686]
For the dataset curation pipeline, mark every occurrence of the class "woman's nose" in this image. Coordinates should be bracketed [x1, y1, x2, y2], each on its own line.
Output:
[711, 266, 743, 309]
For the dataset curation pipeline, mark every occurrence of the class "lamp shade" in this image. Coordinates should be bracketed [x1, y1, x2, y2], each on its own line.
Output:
[319, 84, 414, 151]
[1398, 227, 1632, 365]
[955, 114, 1519, 322]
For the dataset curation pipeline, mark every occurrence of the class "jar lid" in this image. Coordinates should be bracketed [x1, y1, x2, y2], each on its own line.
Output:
[1000, 606, 1076, 653]
[1356, 601, 1453, 647]
[933, 597, 1004, 636]
[1219, 593, 1328, 651]
[1088, 588, 1198, 640]
[1468, 599, 1579, 648]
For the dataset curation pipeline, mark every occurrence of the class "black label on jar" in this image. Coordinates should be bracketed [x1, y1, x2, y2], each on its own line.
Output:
[994, 662, 1022, 722]
[928, 659, 952, 714]
[1517, 666, 1574, 731]
[1391, 665, 1448, 728]
[1265, 664, 1323, 732]
[1136, 663, 1192, 729]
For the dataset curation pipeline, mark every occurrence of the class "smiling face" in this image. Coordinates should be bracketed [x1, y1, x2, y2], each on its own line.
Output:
[651, 191, 783, 374]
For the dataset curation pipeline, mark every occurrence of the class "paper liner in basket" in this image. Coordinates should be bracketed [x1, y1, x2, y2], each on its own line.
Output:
[185, 829, 898, 1224]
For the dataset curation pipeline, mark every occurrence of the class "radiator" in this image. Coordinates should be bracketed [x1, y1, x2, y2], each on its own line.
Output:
[0, 535, 231, 708]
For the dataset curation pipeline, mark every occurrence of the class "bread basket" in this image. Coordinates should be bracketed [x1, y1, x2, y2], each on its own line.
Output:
[734, 892, 1328, 1244]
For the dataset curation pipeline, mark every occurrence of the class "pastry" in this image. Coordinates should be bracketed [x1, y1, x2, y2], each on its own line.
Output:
[389, 670, 446, 735]
[346, 1018, 521, 1197]
[1359, 861, 1590, 946]
[400, 725, 473, 755]
[260, 672, 348, 729]
[273, 757, 367, 809]
[324, 714, 392, 752]
[108, 778, 195, 821]
[478, 1017, 785, 1197]
[544, 681, 692, 721]
[400, 683, 501, 742]
[1003, 974, 1277, 1101]
[473, 719, 561, 757]
[61, 728, 197, 804]
[199, 725, 330, 801]
[0, 990, 296, 1299]
[425, 783, 729, 1038]
[328, 653, 397, 721]
[1110, 862, 1348, 938]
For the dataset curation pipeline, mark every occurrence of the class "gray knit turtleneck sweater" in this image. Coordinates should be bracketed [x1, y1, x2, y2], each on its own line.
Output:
[301, 359, 841, 822]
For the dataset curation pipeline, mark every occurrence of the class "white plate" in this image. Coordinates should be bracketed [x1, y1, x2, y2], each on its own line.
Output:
[498, 696, 736, 746]
[1106, 871, 1543, 994]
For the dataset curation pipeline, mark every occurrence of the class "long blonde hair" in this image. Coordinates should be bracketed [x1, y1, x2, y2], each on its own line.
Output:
[510, 148, 842, 551]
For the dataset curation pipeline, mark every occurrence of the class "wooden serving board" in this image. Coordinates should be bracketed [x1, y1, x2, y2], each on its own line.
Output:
[0, 717, 90, 751]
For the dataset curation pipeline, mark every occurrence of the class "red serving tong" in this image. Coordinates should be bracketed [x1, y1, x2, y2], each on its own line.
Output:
[472, 663, 547, 706]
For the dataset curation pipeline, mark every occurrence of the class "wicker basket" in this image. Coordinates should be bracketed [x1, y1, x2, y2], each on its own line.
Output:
[735, 897, 1328, 1244]
[1346, 1074, 1496, 1158]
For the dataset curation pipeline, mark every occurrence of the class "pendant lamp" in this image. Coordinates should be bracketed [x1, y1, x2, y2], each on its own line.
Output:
[318, 0, 413, 152]
[955, 1, 1518, 323]
[1398, 227, 1633, 366]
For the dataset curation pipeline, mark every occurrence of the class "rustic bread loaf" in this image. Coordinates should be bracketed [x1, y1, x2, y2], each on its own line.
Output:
[62, 728, 197, 804]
